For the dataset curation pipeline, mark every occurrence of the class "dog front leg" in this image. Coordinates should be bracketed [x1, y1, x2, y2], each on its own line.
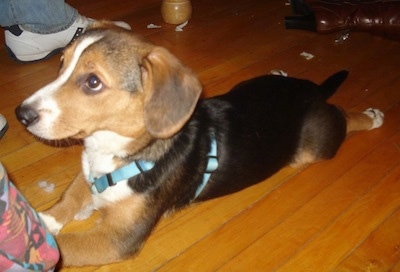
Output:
[40, 172, 93, 234]
[56, 195, 160, 266]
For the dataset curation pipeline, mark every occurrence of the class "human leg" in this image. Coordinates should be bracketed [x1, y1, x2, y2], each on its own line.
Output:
[0, 0, 77, 33]
[1, 0, 131, 62]
[4, 15, 92, 62]
[1, 0, 89, 62]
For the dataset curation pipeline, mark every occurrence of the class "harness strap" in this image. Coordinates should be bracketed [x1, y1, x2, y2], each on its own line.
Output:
[89, 135, 218, 196]
[194, 136, 218, 198]
[89, 161, 154, 194]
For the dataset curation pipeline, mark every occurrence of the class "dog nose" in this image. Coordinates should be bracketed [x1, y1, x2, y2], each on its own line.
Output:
[15, 105, 39, 127]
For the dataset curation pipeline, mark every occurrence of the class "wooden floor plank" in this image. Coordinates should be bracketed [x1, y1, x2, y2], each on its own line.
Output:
[391, 260, 400, 272]
[220, 129, 400, 271]
[276, 161, 400, 272]
[1, 0, 399, 271]
[336, 207, 400, 272]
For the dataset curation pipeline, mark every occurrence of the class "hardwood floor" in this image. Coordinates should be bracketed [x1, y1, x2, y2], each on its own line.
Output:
[1, 0, 400, 271]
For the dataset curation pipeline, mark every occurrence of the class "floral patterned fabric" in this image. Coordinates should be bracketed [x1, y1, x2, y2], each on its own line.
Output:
[0, 163, 59, 271]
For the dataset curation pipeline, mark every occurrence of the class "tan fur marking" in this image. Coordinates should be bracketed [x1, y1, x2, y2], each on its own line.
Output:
[291, 150, 318, 168]
[346, 112, 373, 134]
[51, 47, 148, 140]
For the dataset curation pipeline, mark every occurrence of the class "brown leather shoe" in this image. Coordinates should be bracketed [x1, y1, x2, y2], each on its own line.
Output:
[286, 0, 400, 41]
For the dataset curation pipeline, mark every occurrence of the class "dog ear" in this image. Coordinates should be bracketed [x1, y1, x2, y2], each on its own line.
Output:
[141, 47, 202, 138]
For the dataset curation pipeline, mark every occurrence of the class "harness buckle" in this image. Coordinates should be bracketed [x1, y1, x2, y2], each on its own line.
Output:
[106, 173, 116, 187]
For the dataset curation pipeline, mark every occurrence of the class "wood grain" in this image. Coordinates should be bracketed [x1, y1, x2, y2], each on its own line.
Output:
[1, 0, 399, 271]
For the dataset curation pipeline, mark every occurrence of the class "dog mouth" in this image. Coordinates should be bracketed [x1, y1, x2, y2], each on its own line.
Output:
[69, 130, 89, 139]
[28, 127, 87, 142]
[15, 104, 89, 140]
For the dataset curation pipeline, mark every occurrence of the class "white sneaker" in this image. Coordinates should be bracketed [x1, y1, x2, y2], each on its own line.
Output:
[5, 16, 131, 62]
[0, 114, 8, 139]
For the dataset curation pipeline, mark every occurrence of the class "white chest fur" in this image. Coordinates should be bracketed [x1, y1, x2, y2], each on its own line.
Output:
[83, 131, 136, 207]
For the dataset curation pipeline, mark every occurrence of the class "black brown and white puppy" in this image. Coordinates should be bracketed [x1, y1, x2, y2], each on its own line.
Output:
[15, 22, 384, 266]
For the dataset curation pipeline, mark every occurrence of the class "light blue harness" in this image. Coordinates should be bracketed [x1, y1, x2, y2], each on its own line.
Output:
[89, 160, 154, 194]
[89, 135, 218, 199]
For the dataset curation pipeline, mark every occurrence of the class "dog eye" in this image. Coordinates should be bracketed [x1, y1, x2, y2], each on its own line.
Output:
[85, 74, 103, 92]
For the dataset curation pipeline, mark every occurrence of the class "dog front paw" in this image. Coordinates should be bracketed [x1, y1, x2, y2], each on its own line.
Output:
[363, 108, 384, 130]
[39, 212, 63, 235]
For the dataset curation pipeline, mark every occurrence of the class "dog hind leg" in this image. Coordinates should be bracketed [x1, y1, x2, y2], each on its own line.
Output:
[346, 108, 384, 134]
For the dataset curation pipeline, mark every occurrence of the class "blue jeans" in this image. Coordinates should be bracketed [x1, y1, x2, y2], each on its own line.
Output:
[0, 0, 78, 34]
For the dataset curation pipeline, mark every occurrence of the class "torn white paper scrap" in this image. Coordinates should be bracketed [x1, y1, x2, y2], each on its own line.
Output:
[270, 69, 288, 77]
[147, 23, 162, 29]
[38, 180, 55, 193]
[175, 20, 189, 32]
[300, 51, 315, 60]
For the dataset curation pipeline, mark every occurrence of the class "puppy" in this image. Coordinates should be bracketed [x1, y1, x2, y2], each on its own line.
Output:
[15, 22, 384, 266]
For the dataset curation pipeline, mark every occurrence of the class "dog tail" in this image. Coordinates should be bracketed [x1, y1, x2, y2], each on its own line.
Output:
[319, 70, 349, 100]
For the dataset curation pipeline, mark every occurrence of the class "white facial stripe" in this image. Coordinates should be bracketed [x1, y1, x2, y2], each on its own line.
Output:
[21, 34, 104, 139]
[24, 34, 104, 104]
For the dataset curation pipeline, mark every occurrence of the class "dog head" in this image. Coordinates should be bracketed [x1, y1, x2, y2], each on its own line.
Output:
[15, 22, 202, 143]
